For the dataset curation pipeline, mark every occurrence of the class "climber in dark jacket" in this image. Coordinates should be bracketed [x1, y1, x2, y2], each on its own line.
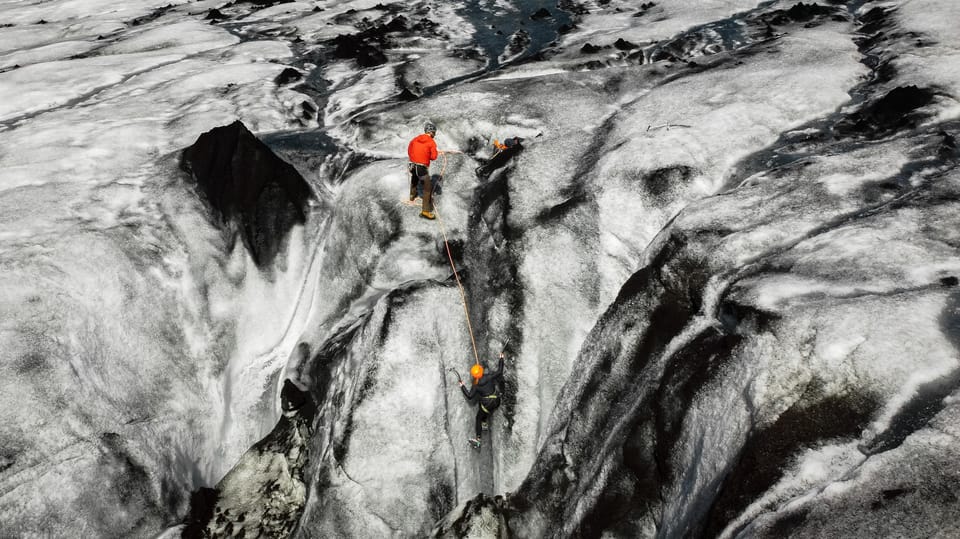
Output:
[475, 136, 523, 178]
[459, 352, 506, 449]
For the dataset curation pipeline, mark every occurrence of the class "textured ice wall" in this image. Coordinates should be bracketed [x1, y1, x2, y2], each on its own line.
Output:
[178, 0, 960, 536]
[445, 1, 960, 537]
[0, 0, 320, 535]
[4, 0, 960, 536]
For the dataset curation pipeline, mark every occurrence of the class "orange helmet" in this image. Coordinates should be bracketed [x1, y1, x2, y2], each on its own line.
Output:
[470, 364, 484, 381]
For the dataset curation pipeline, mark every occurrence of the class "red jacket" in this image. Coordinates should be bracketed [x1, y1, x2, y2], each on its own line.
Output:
[408, 133, 438, 166]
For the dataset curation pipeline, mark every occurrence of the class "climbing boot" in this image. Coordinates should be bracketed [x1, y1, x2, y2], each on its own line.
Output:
[420, 210, 436, 220]
[481, 421, 488, 431]
[468, 437, 481, 450]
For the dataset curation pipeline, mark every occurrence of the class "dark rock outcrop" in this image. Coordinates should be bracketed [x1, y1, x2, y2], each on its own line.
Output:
[530, 8, 552, 21]
[504, 29, 531, 59]
[204, 8, 226, 21]
[332, 33, 389, 67]
[181, 380, 315, 539]
[432, 494, 509, 537]
[580, 42, 602, 54]
[328, 15, 410, 68]
[131, 4, 174, 26]
[835, 85, 936, 137]
[182, 488, 219, 538]
[274, 67, 302, 85]
[180, 121, 312, 267]
[767, 2, 836, 26]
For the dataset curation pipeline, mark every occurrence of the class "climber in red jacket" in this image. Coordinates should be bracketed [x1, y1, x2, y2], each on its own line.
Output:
[407, 121, 439, 220]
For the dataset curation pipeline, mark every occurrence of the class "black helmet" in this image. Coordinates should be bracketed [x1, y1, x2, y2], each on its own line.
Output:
[424, 121, 437, 135]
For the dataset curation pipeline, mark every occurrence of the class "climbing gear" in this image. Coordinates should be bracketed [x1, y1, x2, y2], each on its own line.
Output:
[409, 150, 481, 381]
[480, 394, 498, 413]
[424, 121, 436, 135]
[468, 437, 482, 450]
[433, 206, 481, 369]
[448, 367, 463, 384]
[481, 421, 488, 430]
[646, 123, 691, 131]
[493, 137, 519, 151]
[435, 149, 461, 179]
[475, 138, 523, 178]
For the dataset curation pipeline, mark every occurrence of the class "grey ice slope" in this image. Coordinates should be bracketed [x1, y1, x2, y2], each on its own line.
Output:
[218, 1, 960, 537]
[2, 0, 959, 537]
[442, 3, 960, 538]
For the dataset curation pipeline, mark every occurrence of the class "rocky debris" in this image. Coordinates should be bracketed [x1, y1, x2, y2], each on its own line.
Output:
[820, 6, 940, 141]
[581, 42, 602, 54]
[558, 0, 590, 16]
[204, 8, 226, 21]
[938, 130, 958, 162]
[633, 2, 657, 17]
[332, 33, 388, 67]
[329, 15, 412, 68]
[503, 29, 531, 59]
[835, 85, 936, 137]
[300, 100, 316, 120]
[180, 121, 312, 268]
[182, 489, 219, 538]
[614, 37, 639, 50]
[432, 494, 509, 538]
[397, 87, 420, 101]
[322, 5, 438, 69]
[131, 4, 174, 26]
[767, 2, 837, 26]
[181, 381, 315, 539]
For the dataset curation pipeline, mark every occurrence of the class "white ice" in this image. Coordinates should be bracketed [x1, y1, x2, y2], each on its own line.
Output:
[0, 0, 319, 534]
[4, 0, 960, 536]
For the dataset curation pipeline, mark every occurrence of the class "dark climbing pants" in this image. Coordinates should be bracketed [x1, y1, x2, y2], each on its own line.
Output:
[409, 163, 433, 212]
[475, 397, 500, 438]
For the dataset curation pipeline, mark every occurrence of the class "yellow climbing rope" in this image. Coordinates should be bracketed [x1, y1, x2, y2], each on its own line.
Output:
[431, 149, 478, 368]
[433, 205, 481, 368]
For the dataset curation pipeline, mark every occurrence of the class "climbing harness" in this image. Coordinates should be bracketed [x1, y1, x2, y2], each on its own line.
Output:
[448, 367, 463, 384]
[479, 394, 498, 413]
